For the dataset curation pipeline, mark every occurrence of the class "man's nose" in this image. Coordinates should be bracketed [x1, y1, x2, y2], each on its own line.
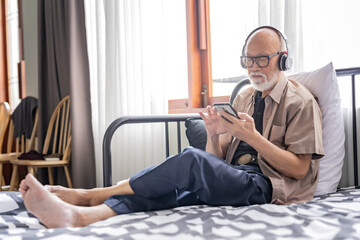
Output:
[249, 62, 261, 71]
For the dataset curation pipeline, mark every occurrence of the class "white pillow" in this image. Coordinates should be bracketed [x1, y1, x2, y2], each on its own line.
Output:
[288, 62, 345, 196]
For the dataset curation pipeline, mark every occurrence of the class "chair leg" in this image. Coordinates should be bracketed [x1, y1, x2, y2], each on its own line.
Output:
[15, 174, 19, 190]
[0, 163, 3, 191]
[0, 176, 5, 191]
[28, 167, 35, 176]
[9, 165, 18, 191]
[64, 166, 73, 188]
[0, 176, 4, 191]
[33, 168, 37, 179]
[48, 167, 54, 185]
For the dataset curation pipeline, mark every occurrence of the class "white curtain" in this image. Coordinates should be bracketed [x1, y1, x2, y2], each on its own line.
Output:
[299, 0, 360, 187]
[84, 0, 169, 187]
[258, 0, 303, 73]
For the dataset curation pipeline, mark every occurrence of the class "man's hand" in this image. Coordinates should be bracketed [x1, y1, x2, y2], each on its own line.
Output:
[199, 106, 228, 137]
[219, 111, 257, 143]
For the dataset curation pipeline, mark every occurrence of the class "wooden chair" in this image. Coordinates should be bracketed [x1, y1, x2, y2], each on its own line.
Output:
[0, 107, 38, 191]
[0, 102, 11, 190]
[10, 95, 72, 190]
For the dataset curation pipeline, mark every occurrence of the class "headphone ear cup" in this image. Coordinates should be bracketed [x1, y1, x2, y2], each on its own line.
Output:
[278, 53, 292, 71]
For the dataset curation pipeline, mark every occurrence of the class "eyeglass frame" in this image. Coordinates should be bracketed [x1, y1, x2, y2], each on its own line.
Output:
[240, 51, 283, 69]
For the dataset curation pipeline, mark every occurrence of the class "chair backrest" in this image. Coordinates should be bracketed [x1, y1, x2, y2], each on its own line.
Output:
[0, 102, 11, 153]
[42, 95, 71, 161]
[5, 108, 38, 154]
[4, 97, 39, 154]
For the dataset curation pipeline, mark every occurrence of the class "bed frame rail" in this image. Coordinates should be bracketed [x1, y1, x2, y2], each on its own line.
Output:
[102, 114, 201, 187]
[336, 67, 360, 186]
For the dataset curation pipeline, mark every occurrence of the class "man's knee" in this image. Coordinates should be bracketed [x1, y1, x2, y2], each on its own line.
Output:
[176, 147, 221, 167]
[181, 147, 207, 162]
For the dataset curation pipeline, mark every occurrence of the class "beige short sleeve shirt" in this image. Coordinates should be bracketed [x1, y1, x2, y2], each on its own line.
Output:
[226, 74, 324, 204]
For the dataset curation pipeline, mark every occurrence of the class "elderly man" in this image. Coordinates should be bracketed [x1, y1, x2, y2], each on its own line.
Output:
[19, 26, 324, 228]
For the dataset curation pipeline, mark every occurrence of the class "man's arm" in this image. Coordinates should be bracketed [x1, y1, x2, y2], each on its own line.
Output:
[247, 130, 312, 180]
[221, 111, 312, 180]
[205, 133, 232, 159]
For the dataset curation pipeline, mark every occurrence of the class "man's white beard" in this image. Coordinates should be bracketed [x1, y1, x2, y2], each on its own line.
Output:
[249, 72, 277, 92]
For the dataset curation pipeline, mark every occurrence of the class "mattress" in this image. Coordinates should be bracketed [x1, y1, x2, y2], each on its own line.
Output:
[1, 187, 360, 239]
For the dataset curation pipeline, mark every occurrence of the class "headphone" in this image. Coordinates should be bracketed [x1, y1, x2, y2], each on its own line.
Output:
[241, 26, 293, 71]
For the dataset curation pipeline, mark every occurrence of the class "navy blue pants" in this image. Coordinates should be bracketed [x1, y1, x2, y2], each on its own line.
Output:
[104, 147, 272, 214]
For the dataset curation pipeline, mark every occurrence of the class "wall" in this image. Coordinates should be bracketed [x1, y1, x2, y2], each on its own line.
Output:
[22, 0, 38, 98]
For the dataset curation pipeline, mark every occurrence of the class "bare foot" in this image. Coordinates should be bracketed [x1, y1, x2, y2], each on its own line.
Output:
[20, 174, 80, 228]
[20, 174, 119, 228]
[45, 185, 90, 206]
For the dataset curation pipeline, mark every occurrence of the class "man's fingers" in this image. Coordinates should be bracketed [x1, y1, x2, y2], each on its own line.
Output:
[220, 110, 238, 122]
[237, 112, 252, 121]
[208, 106, 218, 116]
[199, 110, 206, 120]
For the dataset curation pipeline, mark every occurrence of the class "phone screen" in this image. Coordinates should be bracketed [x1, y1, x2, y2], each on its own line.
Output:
[213, 103, 240, 119]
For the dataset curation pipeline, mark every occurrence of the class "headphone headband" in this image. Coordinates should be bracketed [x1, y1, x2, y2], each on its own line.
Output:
[241, 26, 292, 71]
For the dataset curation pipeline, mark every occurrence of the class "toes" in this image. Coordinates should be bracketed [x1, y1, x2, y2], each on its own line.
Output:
[25, 174, 40, 186]
[19, 179, 27, 190]
[19, 188, 26, 199]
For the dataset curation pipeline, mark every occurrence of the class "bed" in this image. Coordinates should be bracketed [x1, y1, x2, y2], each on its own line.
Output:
[0, 63, 359, 239]
[1, 188, 360, 239]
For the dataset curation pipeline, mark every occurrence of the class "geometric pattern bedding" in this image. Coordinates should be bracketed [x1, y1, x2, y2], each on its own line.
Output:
[1, 188, 360, 239]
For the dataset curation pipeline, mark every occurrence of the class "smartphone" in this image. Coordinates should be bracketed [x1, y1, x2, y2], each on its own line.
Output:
[213, 103, 240, 122]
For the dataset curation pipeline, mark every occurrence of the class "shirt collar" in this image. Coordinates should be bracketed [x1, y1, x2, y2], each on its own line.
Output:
[267, 73, 287, 104]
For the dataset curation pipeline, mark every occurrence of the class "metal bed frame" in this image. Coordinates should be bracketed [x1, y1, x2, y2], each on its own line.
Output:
[103, 67, 360, 187]
[336, 67, 360, 186]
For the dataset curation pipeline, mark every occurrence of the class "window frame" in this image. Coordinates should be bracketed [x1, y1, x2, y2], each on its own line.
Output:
[168, 0, 228, 114]
[0, 0, 10, 102]
[0, 0, 25, 107]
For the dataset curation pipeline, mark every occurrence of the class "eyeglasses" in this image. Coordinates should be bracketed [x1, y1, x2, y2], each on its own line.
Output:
[240, 51, 282, 69]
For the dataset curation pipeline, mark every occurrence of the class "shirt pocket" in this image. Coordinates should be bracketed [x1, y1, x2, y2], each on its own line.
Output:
[269, 125, 286, 147]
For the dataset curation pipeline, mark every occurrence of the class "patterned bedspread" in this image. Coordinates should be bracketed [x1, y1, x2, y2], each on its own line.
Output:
[1, 188, 360, 239]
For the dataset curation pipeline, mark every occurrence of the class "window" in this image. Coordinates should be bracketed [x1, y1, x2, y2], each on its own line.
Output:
[168, 0, 360, 113]
[0, 0, 9, 102]
[0, 0, 23, 110]
[6, 0, 21, 108]
[169, 0, 219, 113]
[210, 0, 258, 97]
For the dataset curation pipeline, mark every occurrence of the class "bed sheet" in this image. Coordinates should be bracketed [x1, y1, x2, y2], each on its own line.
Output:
[1, 188, 360, 239]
